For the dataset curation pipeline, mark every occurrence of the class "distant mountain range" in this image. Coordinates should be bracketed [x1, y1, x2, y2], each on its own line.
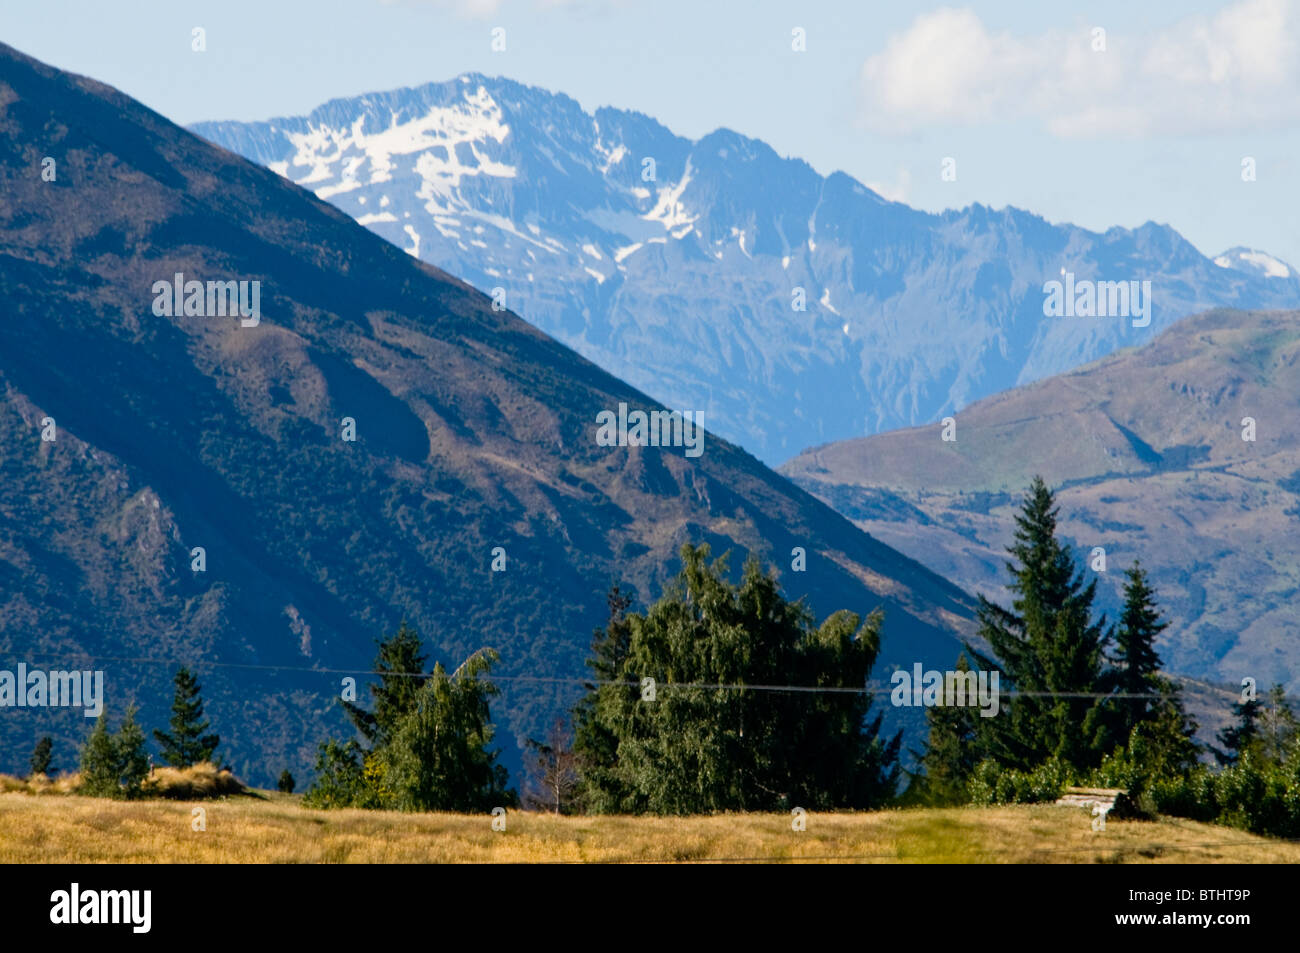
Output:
[0, 44, 974, 786]
[192, 75, 1300, 464]
[781, 308, 1300, 697]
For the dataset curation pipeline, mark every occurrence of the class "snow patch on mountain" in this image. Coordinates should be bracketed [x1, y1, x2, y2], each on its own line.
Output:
[1214, 246, 1292, 279]
[189, 73, 1300, 464]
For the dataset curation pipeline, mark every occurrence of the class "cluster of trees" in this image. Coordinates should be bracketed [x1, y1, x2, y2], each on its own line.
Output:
[303, 625, 515, 811]
[571, 549, 898, 813]
[307, 544, 902, 815]
[89, 477, 1277, 834]
[34, 667, 224, 799]
[911, 477, 1300, 838]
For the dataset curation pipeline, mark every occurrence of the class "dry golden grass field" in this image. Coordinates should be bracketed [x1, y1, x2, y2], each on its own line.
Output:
[2, 791, 1297, 863]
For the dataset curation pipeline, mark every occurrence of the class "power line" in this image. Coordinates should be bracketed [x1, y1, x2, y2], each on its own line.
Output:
[7, 649, 1280, 707]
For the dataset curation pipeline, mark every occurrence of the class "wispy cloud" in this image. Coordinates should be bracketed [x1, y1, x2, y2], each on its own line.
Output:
[859, 0, 1300, 137]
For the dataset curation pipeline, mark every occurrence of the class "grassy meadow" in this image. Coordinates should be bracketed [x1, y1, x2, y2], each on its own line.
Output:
[2, 790, 1296, 863]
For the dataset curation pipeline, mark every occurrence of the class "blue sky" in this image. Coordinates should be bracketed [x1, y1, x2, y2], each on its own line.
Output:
[6, 0, 1298, 267]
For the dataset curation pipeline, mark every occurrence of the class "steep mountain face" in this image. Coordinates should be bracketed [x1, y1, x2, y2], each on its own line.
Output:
[191, 75, 1300, 465]
[781, 308, 1300, 696]
[0, 44, 975, 785]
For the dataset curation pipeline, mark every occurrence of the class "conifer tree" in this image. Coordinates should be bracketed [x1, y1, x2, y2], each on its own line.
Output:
[344, 621, 427, 747]
[153, 667, 219, 768]
[29, 736, 53, 778]
[573, 585, 635, 812]
[79, 713, 121, 797]
[1216, 695, 1261, 765]
[1114, 561, 1169, 738]
[79, 706, 150, 799]
[913, 654, 980, 804]
[278, 770, 295, 794]
[968, 477, 1112, 772]
[116, 704, 151, 798]
[1128, 678, 1200, 780]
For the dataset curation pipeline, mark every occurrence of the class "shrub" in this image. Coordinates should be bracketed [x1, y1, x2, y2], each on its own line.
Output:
[142, 762, 245, 800]
[968, 757, 1072, 805]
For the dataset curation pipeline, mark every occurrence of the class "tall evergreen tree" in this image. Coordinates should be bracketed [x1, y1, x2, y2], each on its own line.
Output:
[573, 585, 635, 812]
[79, 713, 121, 797]
[912, 653, 980, 805]
[343, 621, 427, 747]
[1113, 561, 1169, 738]
[116, 705, 151, 798]
[968, 477, 1112, 772]
[29, 736, 53, 778]
[153, 667, 219, 768]
[1217, 694, 1262, 765]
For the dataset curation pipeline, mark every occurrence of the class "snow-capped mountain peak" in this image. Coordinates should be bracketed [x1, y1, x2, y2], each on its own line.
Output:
[191, 75, 1300, 463]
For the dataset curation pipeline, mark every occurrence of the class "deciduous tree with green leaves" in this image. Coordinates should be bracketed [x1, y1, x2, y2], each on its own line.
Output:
[376, 647, 516, 812]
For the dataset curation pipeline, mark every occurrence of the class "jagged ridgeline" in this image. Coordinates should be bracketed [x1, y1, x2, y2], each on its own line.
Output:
[190, 74, 1300, 465]
[0, 43, 974, 787]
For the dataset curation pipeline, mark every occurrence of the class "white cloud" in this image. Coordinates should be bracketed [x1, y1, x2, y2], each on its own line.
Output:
[859, 0, 1300, 137]
[865, 166, 912, 203]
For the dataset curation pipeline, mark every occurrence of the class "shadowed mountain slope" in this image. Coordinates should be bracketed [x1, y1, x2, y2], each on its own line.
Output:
[0, 44, 974, 785]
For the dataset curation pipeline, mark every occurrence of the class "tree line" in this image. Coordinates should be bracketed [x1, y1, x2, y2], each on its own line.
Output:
[305, 476, 1300, 837]
[912, 477, 1300, 838]
[44, 476, 1299, 837]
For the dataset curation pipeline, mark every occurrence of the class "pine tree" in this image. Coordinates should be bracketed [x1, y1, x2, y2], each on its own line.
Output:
[1114, 561, 1169, 738]
[573, 585, 635, 812]
[1127, 678, 1200, 781]
[343, 621, 427, 747]
[278, 769, 295, 794]
[116, 704, 151, 798]
[1217, 695, 1261, 765]
[79, 713, 121, 797]
[78, 707, 150, 799]
[913, 654, 980, 804]
[29, 736, 53, 778]
[153, 667, 219, 768]
[968, 477, 1112, 772]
